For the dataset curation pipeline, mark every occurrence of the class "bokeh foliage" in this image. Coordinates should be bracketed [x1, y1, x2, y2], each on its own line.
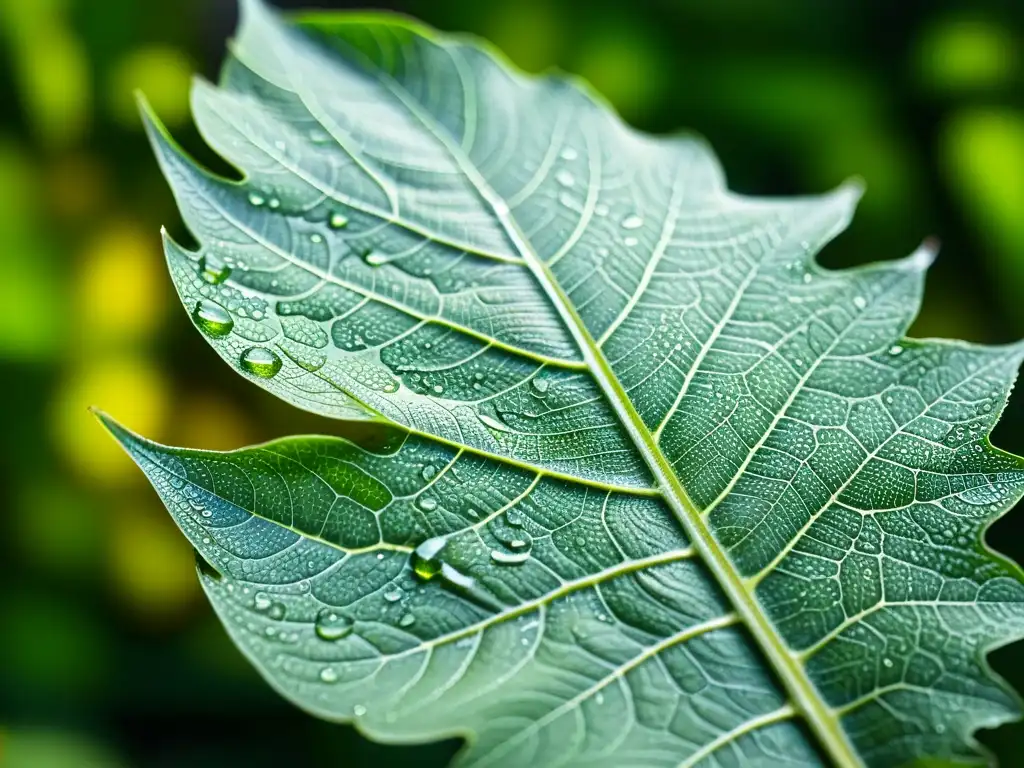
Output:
[1, 0, 1022, 765]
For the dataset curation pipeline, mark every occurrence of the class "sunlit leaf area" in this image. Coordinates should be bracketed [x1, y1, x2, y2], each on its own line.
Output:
[2, 0, 1023, 766]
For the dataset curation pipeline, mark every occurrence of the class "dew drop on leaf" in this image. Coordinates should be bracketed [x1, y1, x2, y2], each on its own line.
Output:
[411, 536, 447, 580]
[621, 214, 643, 229]
[319, 667, 339, 683]
[192, 299, 234, 338]
[240, 347, 282, 378]
[478, 413, 509, 432]
[399, 613, 416, 628]
[491, 549, 530, 565]
[329, 212, 348, 229]
[197, 254, 231, 285]
[315, 609, 354, 641]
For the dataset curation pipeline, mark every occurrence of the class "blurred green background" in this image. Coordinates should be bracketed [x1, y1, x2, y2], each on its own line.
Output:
[1, 0, 1023, 765]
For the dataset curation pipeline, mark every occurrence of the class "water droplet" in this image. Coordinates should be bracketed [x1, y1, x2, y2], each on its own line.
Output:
[198, 254, 231, 284]
[505, 509, 523, 527]
[363, 251, 387, 267]
[384, 590, 403, 603]
[310, 233, 323, 244]
[624, 236, 638, 247]
[315, 609, 354, 641]
[192, 299, 234, 338]
[889, 345, 904, 356]
[621, 214, 643, 230]
[595, 693, 605, 705]
[353, 704, 367, 717]
[432, 384, 444, 394]
[853, 295, 867, 310]
[411, 536, 447, 580]
[555, 170, 575, 187]
[329, 212, 348, 229]
[560, 147, 578, 160]
[491, 549, 531, 565]
[531, 378, 549, 395]
[882, 657, 894, 668]
[248, 192, 265, 206]
[254, 593, 273, 612]
[421, 464, 438, 481]
[478, 413, 509, 432]
[240, 347, 282, 378]
[268, 198, 281, 209]
[399, 613, 416, 627]
[418, 497, 437, 511]
[319, 667, 339, 683]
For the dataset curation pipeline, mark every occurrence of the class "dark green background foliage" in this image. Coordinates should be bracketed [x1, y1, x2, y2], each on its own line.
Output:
[1, 0, 1023, 766]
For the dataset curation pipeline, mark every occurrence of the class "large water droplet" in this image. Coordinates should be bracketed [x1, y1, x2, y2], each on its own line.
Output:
[555, 170, 575, 187]
[505, 509, 523, 527]
[421, 464, 438, 482]
[315, 608, 354, 641]
[198, 254, 231, 285]
[418, 497, 438, 511]
[363, 251, 388, 267]
[491, 549, 531, 565]
[254, 593, 273, 611]
[192, 299, 234, 337]
[319, 667, 339, 683]
[241, 347, 282, 378]
[478, 413, 509, 432]
[439, 562, 475, 592]
[411, 536, 447, 580]
[531, 378, 549, 395]
[398, 613, 416, 628]
[384, 589, 403, 603]
[329, 212, 349, 229]
[621, 214, 643, 230]
[248, 192, 265, 206]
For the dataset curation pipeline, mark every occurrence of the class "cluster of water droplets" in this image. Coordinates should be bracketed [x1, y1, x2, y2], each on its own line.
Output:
[489, 508, 534, 566]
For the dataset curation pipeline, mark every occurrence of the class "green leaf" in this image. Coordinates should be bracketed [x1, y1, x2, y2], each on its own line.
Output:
[109, 0, 1024, 764]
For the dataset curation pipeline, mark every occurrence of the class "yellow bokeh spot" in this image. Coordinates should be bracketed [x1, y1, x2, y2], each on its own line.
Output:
[941, 109, 1024, 254]
[940, 109, 1024, 320]
[50, 355, 170, 484]
[915, 16, 1017, 94]
[2, 9, 91, 149]
[174, 394, 254, 452]
[109, 46, 195, 128]
[76, 220, 166, 345]
[108, 502, 201, 623]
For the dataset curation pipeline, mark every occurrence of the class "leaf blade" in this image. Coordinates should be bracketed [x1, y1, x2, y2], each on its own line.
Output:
[120, 1, 1024, 765]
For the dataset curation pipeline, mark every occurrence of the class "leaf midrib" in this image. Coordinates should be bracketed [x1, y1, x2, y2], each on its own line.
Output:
[346, 36, 862, 768]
